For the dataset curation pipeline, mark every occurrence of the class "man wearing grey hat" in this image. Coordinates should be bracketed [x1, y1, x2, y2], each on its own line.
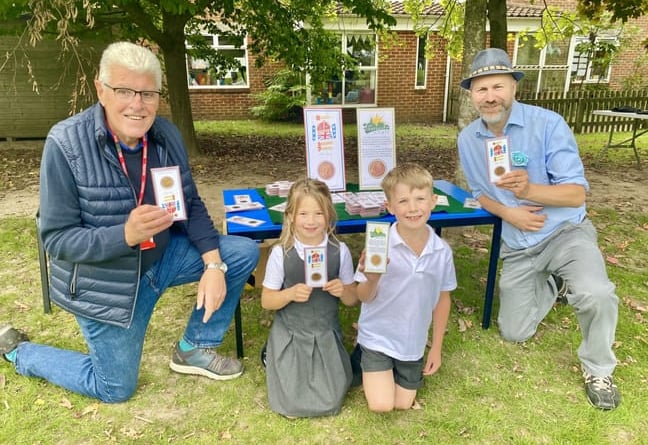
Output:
[457, 48, 620, 410]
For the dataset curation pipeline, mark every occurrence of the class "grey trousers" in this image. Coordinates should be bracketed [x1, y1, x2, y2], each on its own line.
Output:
[498, 218, 618, 377]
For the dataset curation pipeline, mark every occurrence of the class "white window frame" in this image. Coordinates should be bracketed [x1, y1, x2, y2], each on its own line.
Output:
[186, 33, 249, 89]
[513, 35, 571, 95]
[415, 34, 428, 89]
[307, 32, 378, 107]
[570, 35, 617, 84]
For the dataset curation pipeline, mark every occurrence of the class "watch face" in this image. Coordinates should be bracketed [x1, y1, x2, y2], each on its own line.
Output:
[206, 262, 228, 273]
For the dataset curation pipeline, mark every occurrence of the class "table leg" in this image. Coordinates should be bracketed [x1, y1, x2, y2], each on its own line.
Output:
[234, 302, 243, 358]
[482, 218, 502, 329]
[631, 119, 642, 168]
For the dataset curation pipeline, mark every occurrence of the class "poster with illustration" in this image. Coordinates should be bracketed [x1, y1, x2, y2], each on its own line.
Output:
[357, 108, 396, 190]
[303, 108, 346, 191]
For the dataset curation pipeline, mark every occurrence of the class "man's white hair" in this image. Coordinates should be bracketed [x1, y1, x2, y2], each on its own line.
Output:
[98, 41, 162, 89]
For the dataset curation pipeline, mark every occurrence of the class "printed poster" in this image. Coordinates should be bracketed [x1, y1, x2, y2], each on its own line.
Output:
[303, 108, 346, 191]
[357, 108, 396, 190]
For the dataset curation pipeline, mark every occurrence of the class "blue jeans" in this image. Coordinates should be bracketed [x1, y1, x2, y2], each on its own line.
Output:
[14, 232, 259, 402]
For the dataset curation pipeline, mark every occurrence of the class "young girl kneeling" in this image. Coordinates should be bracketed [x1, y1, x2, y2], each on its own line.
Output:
[262, 177, 357, 418]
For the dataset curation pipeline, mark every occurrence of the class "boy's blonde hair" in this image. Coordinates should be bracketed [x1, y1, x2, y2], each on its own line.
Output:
[279, 177, 338, 251]
[381, 162, 434, 201]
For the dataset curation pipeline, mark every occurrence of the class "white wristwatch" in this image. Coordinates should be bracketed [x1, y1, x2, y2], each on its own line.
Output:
[204, 262, 228, 273]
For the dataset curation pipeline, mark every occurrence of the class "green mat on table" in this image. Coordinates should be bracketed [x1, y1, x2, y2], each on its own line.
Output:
[258, 183, 472, 225]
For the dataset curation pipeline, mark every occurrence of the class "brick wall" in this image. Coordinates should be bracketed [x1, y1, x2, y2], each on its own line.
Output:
[184, 32, 451, 124]
[376, 33, 448, 123]
[181, 57, 280, 120]
[184, 10, 648, 124]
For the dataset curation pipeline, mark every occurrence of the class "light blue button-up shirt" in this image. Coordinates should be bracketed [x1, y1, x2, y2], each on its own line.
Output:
[458, 100, 589, 250]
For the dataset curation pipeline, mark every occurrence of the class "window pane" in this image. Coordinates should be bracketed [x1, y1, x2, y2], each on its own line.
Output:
[544, 39, 569, 65]
[347, 34, 376, 68]
[516, 36, 541, 65]
[308, 32, 378, 106]
[570, 36, 615, 83]
[345, 70, 375, 103]
[540, 70, 566, 92]
[416, 35, 427, 88]
[517, 70, 539, 95]
[188, 56, 216, 85]
[217, 35, 241, 47]
[187, 33, 249, 88]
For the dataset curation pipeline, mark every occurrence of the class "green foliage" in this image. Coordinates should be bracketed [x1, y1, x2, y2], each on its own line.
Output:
[250, 69, 307, 122]
[0, 0, 28, 20]
[530, 6, 639, 88]
[404, 0, 466, 60]
[579, 0, 648, 23]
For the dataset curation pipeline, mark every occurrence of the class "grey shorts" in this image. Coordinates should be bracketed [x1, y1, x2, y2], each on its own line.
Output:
[359, 344, 423, 390]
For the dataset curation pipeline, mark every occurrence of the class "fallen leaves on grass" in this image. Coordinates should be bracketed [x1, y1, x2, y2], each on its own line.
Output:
[457, 318, 473, 333]
[606, 255, 619, 265]
[74, 402, 99, 419]
[624, 297, 648, 313]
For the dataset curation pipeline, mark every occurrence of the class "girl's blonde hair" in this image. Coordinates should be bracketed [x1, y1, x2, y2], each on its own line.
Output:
[279, 177, 338, 251]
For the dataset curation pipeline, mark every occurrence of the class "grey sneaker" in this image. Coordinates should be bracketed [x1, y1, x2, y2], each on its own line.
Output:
[169, 343, 243, 380]
[0, 323, 29, 360]
[584, 372, 621, 410]
[552, 274, 569, 304]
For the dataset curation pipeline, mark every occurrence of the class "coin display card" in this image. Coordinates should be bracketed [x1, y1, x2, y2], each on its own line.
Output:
[304, 246, 328, 287]
[151, 166, 187, 221]
[364, 221, 390, 274]
[485, 136, 511, 183]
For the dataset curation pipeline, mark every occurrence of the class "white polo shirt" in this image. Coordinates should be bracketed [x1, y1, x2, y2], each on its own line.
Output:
[354, 223, 456, 361]
[263, 235, 356, 290]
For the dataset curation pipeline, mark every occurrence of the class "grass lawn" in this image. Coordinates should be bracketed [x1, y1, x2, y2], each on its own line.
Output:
[1, 123, 647, 445]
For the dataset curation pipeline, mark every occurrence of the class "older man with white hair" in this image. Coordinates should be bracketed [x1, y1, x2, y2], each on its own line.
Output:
[1, 42, 259, 402]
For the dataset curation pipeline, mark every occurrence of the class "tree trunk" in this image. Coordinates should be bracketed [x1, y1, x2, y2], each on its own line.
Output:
[454, 0, 488, 188]
[488, 0, 508, 50]
[158, 16, 200, 157]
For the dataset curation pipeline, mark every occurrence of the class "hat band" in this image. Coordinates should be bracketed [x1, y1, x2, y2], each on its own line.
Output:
[469, 65, 514, 77]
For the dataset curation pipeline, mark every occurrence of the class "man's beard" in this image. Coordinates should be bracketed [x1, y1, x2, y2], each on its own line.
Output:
[480, 105, 510, 126]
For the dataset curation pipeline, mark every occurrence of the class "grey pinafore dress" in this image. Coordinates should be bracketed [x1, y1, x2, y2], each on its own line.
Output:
[265, 242, 353, 417]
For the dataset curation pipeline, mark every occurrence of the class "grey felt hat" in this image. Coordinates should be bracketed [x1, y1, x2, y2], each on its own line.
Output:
[460, 48, 524, 90]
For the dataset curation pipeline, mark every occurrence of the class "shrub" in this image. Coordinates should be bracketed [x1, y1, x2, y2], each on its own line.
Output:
[251, 69, 307, 122]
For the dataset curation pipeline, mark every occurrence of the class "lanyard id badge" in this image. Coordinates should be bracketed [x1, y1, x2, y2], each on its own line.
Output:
[112, 132, 156, 251]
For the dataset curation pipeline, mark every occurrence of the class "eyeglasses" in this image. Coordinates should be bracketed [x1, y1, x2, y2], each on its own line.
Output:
[103, 83, 160, 104]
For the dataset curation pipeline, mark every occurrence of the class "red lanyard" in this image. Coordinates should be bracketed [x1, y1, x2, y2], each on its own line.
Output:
[110, 131, 156, 250]
[113, 133, 148, 206]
